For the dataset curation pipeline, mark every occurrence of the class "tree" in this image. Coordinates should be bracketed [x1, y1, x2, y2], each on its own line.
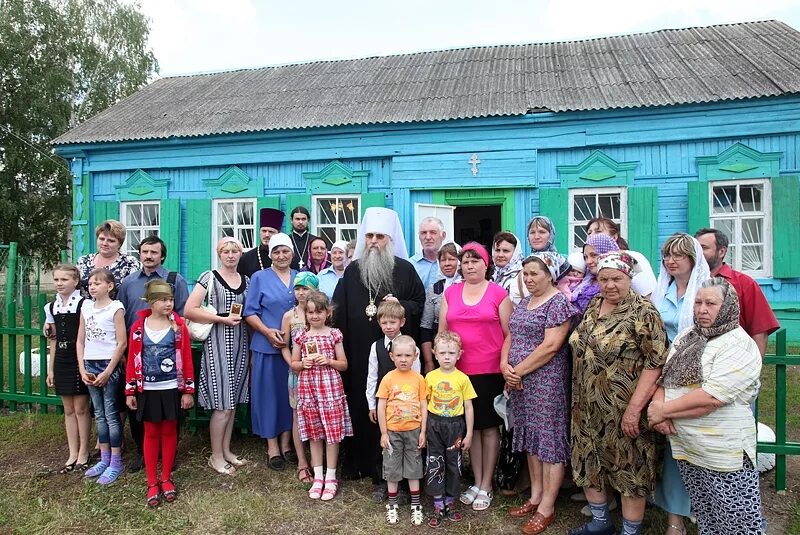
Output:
[0, 0, 158, 265]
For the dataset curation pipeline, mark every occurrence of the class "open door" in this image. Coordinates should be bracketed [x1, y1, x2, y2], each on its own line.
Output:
[414, 203, 455, 254]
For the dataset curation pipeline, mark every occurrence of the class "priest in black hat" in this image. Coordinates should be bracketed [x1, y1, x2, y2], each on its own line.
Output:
[238, 207, 285, 278]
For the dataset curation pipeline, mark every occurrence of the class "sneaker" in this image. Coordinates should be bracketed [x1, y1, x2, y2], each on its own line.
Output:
[411, 504, 424, 526]
[97, 464, 123, 485]
[371, 483, 388, 503]
[84, 461, 108, 478]
[580, 496, 618, 517]
[428, 507, 445, 528]
[385, 504, 399, 525]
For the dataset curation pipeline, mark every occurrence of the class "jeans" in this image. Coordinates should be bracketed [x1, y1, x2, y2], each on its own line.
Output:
[85, 359, 123, 448]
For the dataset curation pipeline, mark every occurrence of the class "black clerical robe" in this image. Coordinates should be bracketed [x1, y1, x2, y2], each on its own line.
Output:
[332, 256, 425, 479]
[289, 231, 317, 271]
[237, 245, 271, 279]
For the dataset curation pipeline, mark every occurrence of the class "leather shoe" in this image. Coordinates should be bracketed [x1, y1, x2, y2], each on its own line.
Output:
[508, 499, 539, 518]
[521, 512, 555, 535]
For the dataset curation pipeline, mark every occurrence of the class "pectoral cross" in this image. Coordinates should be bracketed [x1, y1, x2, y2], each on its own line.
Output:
[469, 153, 481, 176]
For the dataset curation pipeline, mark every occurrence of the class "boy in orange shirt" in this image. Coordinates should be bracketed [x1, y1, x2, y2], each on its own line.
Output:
[377, 335, 427, 526]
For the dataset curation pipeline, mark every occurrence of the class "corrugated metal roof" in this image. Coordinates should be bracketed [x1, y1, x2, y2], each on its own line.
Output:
[54, 20, 800, 145]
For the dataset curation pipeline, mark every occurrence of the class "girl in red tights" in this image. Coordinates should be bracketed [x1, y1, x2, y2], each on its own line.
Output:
[125, 280, 195, 507]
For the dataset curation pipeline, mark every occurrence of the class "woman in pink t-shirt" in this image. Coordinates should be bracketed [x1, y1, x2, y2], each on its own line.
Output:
[439, 242, 512, 511]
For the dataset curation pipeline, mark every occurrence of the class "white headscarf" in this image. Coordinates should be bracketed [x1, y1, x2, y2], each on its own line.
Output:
[492, 233, 524, 292]
[652, 235, 711, 335]
[353, 207, 409, 260]
[268, 232, 293, 256]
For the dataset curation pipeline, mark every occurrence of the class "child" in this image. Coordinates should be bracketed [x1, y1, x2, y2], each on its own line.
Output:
[45, 264, 91, 473]
[377, 335, 428, 526]
[365, 301, 421, 502]
[76, 268, 127, 485]
[280, 271, 318, 484]
[424, 331, 476, 527]
[290, 291, 352, 501]
[125, 280, 195, 507]
[558, 251, 587, 300]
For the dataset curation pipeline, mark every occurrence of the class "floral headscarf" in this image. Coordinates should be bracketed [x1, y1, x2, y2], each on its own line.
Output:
[526, 252, 568, 283]
[596, 251, 638, 278]
[527, 216, 558, 253]
[659, 279, 741, 388]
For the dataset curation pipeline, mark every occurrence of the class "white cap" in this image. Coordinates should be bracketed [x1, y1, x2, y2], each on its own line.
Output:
[567, 251, 586, 273]
[268, 232, 293, 256]
[330, 240, 348, 253]
[354, 207, 409, 260]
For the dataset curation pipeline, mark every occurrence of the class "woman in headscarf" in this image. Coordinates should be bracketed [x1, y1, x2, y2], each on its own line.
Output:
[648, 278, 764, 535]
[510, 216, 571, 305]
[502, 252, 580, 534]
[420, 242, 461, 373]
[492, 231, 524, 298]
[567, 252, 668, 535]
[585, 217, 657, 298]
[650, 233, 710, 534]
[570, 233, 620, 314]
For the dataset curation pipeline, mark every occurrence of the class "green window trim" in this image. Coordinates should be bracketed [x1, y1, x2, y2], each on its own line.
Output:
[557, 151, 638, 188]
[696, 143, 781, 182]
[72, 170, 90, 259]
[431, 188, 516, 233]
[160, 199, 181, 273]
[302, 160, 369, 194]
[114, 169, 170, 201]
[186, 199, 212, 282]
[203, 166, 264, 198]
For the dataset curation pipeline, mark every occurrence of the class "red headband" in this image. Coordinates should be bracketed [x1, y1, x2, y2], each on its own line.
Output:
[462, 242, 489, 267]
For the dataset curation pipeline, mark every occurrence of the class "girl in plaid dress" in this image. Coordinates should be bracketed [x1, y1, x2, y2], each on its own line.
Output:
[291, 291, 353, 501]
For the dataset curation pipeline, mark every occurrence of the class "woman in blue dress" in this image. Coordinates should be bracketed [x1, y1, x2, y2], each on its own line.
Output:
[244, 233, 298, 470]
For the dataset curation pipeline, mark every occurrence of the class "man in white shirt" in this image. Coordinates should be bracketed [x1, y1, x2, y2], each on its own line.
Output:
[409, 217, 446, 292]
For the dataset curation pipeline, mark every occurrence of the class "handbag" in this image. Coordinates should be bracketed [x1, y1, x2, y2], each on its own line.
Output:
[185, 271, 216, 342]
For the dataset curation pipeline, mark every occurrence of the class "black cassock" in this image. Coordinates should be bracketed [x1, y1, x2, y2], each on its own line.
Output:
[332, 256, 425, 480]
[237, 245, 271, 279]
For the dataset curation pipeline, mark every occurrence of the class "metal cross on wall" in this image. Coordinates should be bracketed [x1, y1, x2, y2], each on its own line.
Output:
[469, 153, 481, 176]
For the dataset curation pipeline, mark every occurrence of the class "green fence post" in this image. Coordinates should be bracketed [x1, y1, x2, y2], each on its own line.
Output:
[0, 309, 4, 407]
[22, 294, 32, 411]
[38, 292, 50, 414]
[775, 329, 787, 493]
[4, 242, 16, 310]
[7, 300, 17, 412]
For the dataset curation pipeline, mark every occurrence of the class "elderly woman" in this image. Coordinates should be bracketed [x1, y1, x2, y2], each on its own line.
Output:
[76, 220, 141, 298]
[439, 242, 512, 511]
[317, 240, 348, 299]
[502, 253, 579, 535]
[306, 237, 329, 275]
[244, 233, 298, 470]
[651, 233, 710, 534]
[185, 237, 250, 475]
[585, 217, 657, 297]
[648, 278, 763, 535]
[492, 231, 524, 296]
[570, 233, 620, 313]
[420, 242, 461, 373]
[510, 216, 570, 304]
[568, 252, 668, 535]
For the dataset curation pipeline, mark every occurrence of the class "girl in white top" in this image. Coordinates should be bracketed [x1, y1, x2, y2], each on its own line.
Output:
[77, 268, 127, 486]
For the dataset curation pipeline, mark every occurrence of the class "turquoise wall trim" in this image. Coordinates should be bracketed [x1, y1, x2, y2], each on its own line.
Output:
[301, 160, 370, 194]
[70, 158, 89, 260]
[202, 166, 264, 198]
[114, 169, 170, 200]
[697, 142, 782, 181]
[393, 150, 536, 189]
[557, 150, 638, 188]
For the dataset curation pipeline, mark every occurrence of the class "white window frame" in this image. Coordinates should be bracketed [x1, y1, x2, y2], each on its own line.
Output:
[568, 187, 627, 253]
[211, 198, 257, 266]
[119, 201, 160, 259]
[708, 179, 772, 278]
[311, 194, 362, 245]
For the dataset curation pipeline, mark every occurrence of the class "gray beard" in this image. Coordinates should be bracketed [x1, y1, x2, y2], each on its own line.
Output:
[359, 242, 395, 295]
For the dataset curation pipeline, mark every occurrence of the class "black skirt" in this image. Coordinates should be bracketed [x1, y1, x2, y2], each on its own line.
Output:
[136, 389, 182, 423]
[469, 373, 505, 430]
[53, 351, 88, 396]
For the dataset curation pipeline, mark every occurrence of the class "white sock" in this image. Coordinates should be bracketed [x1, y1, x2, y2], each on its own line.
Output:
[313, 466, 324, 480]
[326, 467, 337, 481]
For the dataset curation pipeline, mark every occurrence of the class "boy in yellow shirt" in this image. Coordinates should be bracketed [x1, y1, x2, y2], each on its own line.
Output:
[424, 331, 476, 527]
[377, 335, 427, 526]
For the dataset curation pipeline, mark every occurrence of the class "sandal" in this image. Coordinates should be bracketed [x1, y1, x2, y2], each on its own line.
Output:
[146, 483, 161, 508]
[208, 457, 236, 475]
[472, 489, 493, 511]
[296, 466, 313, 484]
[226, 455, 249, 467]
[308, 478, 324, 500]
[320, 479, 338, 501]
[268, 455, 286, 471]
[509, 499, 539, 518]
[445, 505, 462, 522]
[75, 463, 89, 472]
[58, 461, 77, 474]
[521, 511, 556, 535]
[161, 479, 177, 503]
[459, 485, 480, 505]
[282, 449, 298, 465]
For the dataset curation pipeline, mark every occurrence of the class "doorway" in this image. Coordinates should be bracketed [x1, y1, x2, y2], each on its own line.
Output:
[454, 205, 501, 252]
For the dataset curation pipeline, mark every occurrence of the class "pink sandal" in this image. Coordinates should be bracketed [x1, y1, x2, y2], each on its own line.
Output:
[321, 479, 338, 501]
[308, 478, 324, 499]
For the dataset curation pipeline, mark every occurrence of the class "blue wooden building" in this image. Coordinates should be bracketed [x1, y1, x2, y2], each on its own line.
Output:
[53, 20, 800, 339]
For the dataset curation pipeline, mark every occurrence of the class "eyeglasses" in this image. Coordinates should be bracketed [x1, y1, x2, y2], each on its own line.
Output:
[365, 233, 387, 240]
[663, 253, 688, 261]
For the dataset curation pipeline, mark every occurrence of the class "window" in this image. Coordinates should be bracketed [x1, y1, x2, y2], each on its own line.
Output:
[212, 199, 256, 262]
[312, 195, 360, 246]
[120, 201, 160, 259]
[568, 187, 626, 252]
[709, 179, 771, 277]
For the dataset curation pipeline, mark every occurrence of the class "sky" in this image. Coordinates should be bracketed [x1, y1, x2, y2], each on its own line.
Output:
[138, 0, 800, 78]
